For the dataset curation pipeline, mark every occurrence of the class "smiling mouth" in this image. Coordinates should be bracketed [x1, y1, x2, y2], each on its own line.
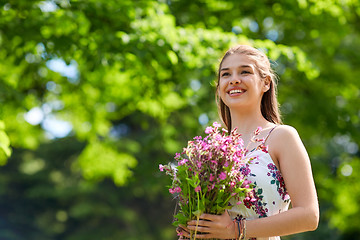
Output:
[228, 89, 245, 95]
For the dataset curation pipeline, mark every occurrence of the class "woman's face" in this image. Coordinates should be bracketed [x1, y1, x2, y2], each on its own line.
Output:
[218, 53, 269, 111]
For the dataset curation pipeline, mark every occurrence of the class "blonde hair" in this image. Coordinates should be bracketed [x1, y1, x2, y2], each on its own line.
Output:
[216, 45, 282, 130]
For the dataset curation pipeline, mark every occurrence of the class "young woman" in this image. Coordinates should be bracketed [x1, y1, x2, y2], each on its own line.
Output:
[177, 45, 319, 239]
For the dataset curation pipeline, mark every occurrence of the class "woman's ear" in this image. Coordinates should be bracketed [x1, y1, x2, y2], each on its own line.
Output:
[263, 76, 271, 92]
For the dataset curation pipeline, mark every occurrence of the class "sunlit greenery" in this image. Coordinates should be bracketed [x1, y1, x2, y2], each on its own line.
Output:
[0, 0, 359, 239]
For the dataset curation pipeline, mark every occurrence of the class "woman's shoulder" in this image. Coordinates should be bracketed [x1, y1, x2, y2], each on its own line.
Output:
[273, 124, 299, 136]
[268, 125, 307, 166]
[269, 124, 302, 148]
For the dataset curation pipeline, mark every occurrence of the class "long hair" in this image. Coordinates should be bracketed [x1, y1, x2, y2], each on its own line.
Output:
[216, 45, 282, 130]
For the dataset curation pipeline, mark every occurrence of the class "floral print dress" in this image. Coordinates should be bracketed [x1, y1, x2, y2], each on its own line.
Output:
[228, 128, 291, 240]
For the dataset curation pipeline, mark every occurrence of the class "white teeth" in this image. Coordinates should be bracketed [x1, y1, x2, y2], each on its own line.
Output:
[229, 89, 243, 94]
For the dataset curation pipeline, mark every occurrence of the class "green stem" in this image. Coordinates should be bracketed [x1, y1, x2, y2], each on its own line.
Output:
[194, 215, 199, 240]
[187, 170, 192, 222]
[193, 190, 200, 240]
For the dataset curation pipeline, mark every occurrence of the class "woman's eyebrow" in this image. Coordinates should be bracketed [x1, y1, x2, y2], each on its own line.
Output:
[220, 65, 252, 72]
[240, 65, 252, 68]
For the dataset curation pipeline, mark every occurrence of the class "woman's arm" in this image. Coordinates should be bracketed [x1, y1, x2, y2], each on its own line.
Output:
[185, 125, 319, 239]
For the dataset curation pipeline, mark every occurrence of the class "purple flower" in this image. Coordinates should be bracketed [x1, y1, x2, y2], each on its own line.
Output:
[240, 166, 251, 176]
[205, 127, 213, 134]
[174, 187, 182, 193]
[179, 159, 188, 166]
[159, 164, 164, 172]
[267, 163, 276, 170]
[209, 174, 214, 182]
[159, 122, 261, 221]
[219, 172, 227, 180]
[194, 136, 202, 140]
[213, 122, 221, 128]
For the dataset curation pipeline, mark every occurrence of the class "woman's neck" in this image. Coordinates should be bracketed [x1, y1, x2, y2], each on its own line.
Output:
[230, 108, 274, 135]
[230, 108, 275, 149]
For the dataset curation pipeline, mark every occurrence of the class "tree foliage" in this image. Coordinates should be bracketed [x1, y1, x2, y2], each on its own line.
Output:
[0, 0, 359, 239]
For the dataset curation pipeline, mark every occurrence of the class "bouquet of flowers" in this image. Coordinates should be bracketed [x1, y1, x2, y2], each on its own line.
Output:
[159, 122, 261, 239]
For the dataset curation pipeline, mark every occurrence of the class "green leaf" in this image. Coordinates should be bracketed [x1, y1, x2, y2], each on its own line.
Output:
[78, 140, 137, 186]
[192, 209, 202, 217]
[0, 121, 12, 165]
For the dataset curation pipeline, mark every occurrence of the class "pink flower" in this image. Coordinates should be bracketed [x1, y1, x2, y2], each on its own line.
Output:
[205, 126, 213, 134]
[169, 187, 181, 194]
[174, 187, 182, 193]
[254, 126, 262, 135]
[261, 145, 269, 153]
[159, 122, 257, 222]
[159, 164, 164, 172]
[209, 174, 215, 182]
[179, 159, 188, 166]
[213, 122, 221, 128]
[219, 172, 227, 180]
[194, 136, 202, 140]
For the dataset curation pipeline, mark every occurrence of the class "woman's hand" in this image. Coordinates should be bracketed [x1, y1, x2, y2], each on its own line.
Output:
[176, 224, 190, 240]
[178, 210, 236, 239]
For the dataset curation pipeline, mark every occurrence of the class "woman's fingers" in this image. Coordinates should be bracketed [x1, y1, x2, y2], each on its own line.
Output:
[184, 211, 235, 239]
[187, 219, 212, 227]
[179, 224, 188, 230]
[199, 213, 219, 221]
[179, 229, 190, 239]
[179, 229, 212, 239]
[187, 224, 210, 232]
[177, 224, 192, 239]
[181, 212, 233, 239]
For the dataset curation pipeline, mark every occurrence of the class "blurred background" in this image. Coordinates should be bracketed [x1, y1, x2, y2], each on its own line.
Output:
[0, 0, 359, 239]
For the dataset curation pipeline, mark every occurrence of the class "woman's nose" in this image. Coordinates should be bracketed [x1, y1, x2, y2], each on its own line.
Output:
[229, 76, 241, 85]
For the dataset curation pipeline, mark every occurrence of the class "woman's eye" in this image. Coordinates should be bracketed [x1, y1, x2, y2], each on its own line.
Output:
[221, 72, 230, 77]
[241, 70, 250, 74]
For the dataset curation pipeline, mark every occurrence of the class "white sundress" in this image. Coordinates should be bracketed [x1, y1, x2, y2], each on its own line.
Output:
[228, 128, 291, 240]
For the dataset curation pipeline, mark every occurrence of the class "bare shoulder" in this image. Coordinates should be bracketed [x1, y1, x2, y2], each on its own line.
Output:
[270, 125, 301, 143]
[268, 125, 305, 158]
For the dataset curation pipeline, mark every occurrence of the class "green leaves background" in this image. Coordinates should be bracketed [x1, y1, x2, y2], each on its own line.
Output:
[0, 0, 359, 239]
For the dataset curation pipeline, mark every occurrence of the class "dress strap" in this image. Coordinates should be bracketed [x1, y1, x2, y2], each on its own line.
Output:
[247, 125, 278, 154]
[263, 125, 278, 145]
